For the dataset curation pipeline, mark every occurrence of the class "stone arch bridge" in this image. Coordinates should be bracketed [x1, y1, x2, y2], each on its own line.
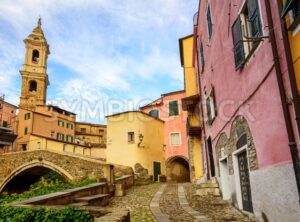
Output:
[0, 150, 113, 193]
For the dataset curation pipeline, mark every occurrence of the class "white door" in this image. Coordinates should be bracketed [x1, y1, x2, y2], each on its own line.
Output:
[219, 157, 230, 200]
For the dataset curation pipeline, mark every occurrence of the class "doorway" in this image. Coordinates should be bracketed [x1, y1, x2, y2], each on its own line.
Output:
[207, 137, 215, 177]
[233, 146, 253, 213]
[153, 161, 161, 182]
[219, 157, 230, 200]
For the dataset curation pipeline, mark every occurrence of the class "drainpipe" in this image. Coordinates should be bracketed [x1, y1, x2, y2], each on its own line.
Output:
[265, 0, 300, 202]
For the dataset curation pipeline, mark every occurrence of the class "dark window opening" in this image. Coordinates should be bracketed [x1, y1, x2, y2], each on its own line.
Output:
[169, 100, 179, 116]
[206, 4, 213, 39]
[128, 132, 135, 143]
[32, 50, 39, 63]
[29, 81, 37, 92]
[2, 121, 8, 127]
[149, 110, 159, 118]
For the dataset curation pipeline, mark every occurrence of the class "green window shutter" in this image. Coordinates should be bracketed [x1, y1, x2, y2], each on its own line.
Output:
[206, 5, 213, 39]
[24, 127, 28, 135]
[169, 100, 179, 116]
[62, 121, 64, 127]
[57, 133, 59, 140]
[232, 16, 245, 69]
[57, 120, 60, 126]
[247, 0, 262, 37]
[71, 136, 74, 143]
[71, 124, 73, 130]
[62, 134, 65, 141]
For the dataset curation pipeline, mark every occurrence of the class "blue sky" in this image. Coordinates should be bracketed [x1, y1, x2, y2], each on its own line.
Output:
[0, 0, 198, 123]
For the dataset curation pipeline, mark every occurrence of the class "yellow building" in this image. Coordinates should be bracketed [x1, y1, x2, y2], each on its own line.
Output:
[15, 19, 92, 157]
[281, 0, 300, 91]
[75, 122, 107, 160]
[179, 35, 204, 180]
[106, 111, 165, 181]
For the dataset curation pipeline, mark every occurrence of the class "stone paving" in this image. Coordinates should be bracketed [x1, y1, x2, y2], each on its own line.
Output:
[159, 183, 198, 222]
[104, 183, 160, 222]
[177, 185, 211, 222]
[103, 183, 255, 222]
[184, 183, 255, 222]
[150, 184, 170, 222]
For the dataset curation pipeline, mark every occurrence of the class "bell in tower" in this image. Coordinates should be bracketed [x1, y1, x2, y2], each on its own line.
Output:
[19, 18, 50, 110]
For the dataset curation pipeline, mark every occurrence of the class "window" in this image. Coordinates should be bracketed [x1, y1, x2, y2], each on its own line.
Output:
[24, 113, 31, 120]
[50, 131, 55, 138]
[149, 110, 159, 118]
[232, 0, 263, 69]
[198, 38, 205, 73]
[2, 121, 8, 127]
[24, 127, 28, 135]
[67, 123, 73, 129]
[29, 80, 37, 92]
[32, 50, 39, 63]
[37, 142, 41, 149]
[58, 120, 64, 127]
[206, 4, 213, 39]
[57, 133, 64, 141]
[206, 87, 217, 125]
[281, 0, 300, 30]
[128, 132, 135, 143]
[66, 135, 74, 143]
[169, 100, 179, 116]
[80, 128, 86, 133]
[170, 133, 181, 146]
[63, 144, 67, 152]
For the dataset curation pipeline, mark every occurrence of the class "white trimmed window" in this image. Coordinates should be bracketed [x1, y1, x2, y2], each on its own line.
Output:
[170, 133, 181, 146]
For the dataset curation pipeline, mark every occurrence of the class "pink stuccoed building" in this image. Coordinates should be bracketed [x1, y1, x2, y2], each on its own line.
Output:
[194, 0, 300, 221]
[141, 90, 192, 182]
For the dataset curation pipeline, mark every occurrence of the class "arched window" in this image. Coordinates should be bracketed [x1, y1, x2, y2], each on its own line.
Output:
[149, 110, 159, 118]
[29, 80, 37, 92]
[32, 50, 39, 63]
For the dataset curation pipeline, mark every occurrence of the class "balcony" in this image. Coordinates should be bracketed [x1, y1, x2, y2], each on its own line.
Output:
[0, 127, 17, 146]
[182, 94, 200, 111]
[188, 126, 202, 137]
[186, 117, 202, 137]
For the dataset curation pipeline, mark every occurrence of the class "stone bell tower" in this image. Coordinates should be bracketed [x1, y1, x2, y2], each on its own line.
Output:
[19, 18, 50, 110]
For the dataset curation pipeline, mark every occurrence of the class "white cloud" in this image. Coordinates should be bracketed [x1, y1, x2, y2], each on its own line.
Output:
[0, 0, 197, 118]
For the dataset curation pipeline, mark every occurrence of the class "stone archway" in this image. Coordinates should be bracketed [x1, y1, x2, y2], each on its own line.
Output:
[166, 156, 190, 182]
[0, 160, 73, 193]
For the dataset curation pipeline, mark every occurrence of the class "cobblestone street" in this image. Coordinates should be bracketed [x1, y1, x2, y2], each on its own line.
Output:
[184, 184, 254, 222]
[104, 183, 254, 222]
[104, 183, 160, 222]
[159, 184, 198, 222]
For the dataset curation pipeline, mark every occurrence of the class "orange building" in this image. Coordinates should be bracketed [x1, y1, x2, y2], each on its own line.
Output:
[75, 122, 107, 160]
[0, 96, 18, 153]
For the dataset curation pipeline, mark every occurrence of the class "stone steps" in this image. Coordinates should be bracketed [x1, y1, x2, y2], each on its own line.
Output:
[75, 193, 110, 206]
[196, 177, 221, 197]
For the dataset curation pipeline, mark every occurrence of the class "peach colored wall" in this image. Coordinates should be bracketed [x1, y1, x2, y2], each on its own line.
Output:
[0, 100, 17, 129]
[141, 91, 188, 161]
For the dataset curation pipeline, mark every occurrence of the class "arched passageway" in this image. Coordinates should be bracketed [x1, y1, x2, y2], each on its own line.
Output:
[167, 156, 190, 182]
[1, 163, 70, 194]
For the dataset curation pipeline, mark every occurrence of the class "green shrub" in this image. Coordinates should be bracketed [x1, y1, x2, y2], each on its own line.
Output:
[0, 206, 92, 222]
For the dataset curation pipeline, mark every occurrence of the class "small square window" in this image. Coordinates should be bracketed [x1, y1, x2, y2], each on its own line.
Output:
[128, 132, 135, 143]
[24, 113, 31, 120]
[170, 133, 181, 146]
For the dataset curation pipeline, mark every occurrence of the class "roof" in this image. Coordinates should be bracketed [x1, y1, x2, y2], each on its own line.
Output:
[161, 90, 185, 97]
[76, 122, 107, 127]
[42, 105, 76, 116]
[0, 99, 18, 108]
[179, 34, 194, 67]
[105, 110, 164, 123]
[140, 90, 185, 109]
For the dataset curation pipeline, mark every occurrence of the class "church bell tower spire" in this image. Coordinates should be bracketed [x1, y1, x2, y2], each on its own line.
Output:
[19, 18, 50, 110]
